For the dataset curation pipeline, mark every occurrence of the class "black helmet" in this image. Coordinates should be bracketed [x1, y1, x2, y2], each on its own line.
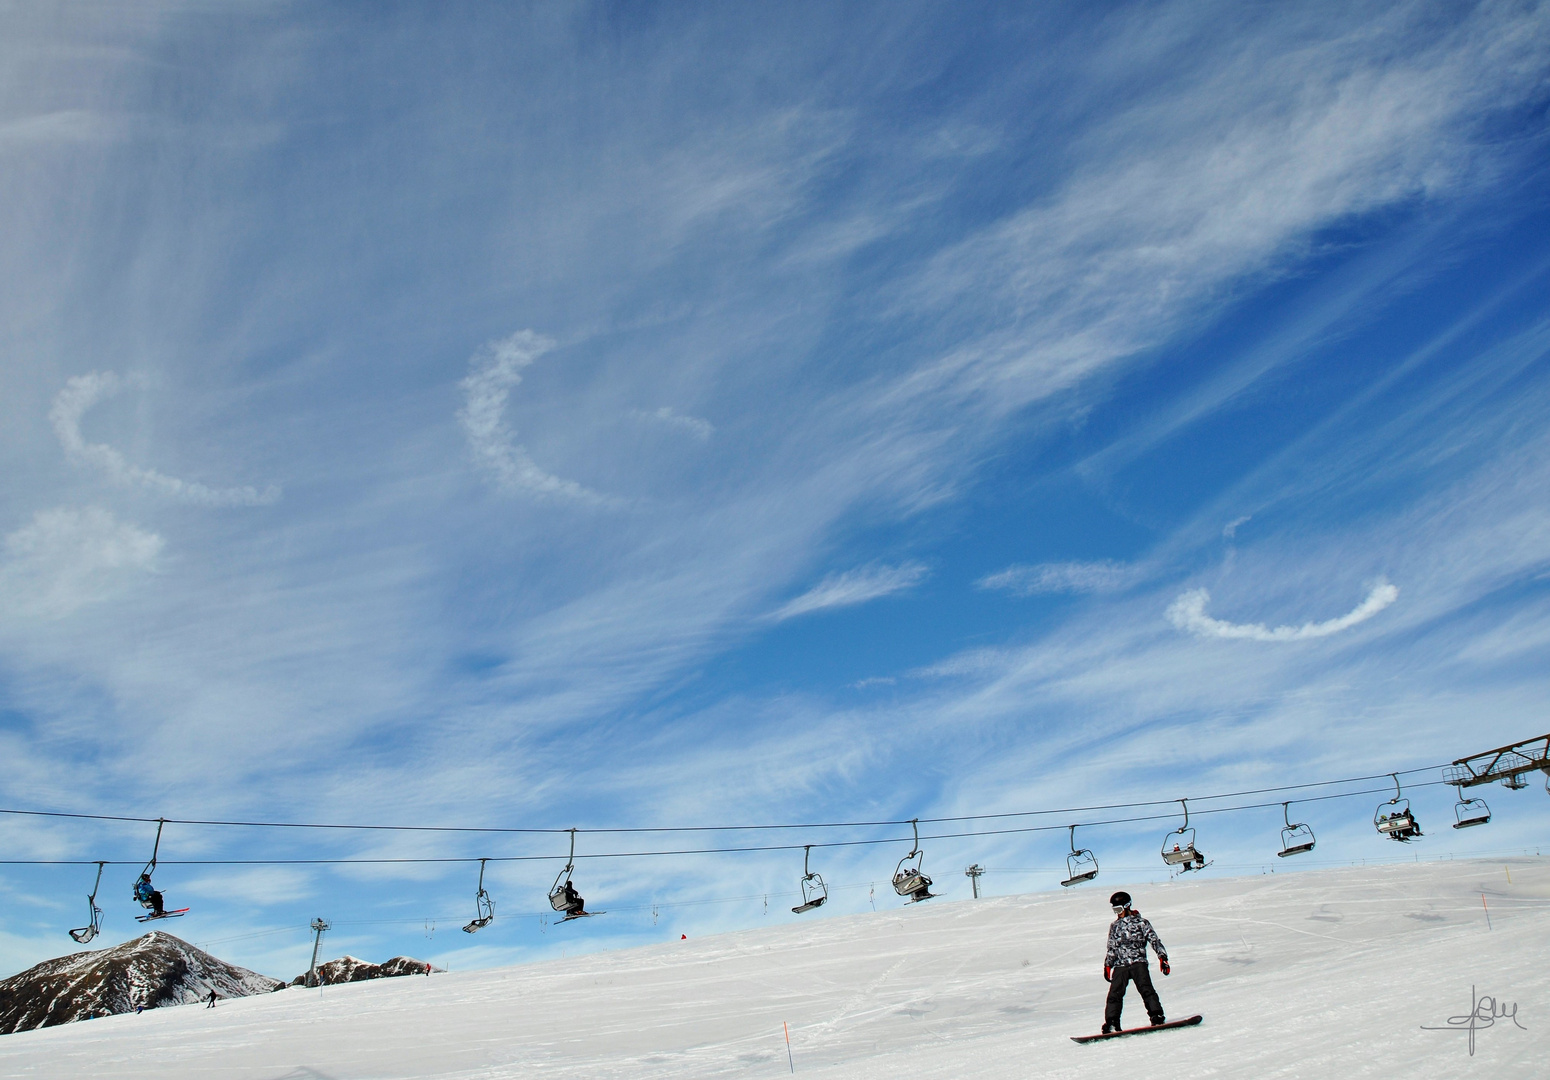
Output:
[1109, 890, 1131, 907]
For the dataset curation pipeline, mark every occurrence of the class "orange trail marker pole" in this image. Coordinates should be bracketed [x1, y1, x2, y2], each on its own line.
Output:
[784, 1021, 794, 1073]
[1482, 893, 1492, 931]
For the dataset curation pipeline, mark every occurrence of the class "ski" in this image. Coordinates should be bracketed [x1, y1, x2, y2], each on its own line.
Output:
[135, 908, 190, 923]
[558, 910, 603, 922]
[1071, 1014, 1202, 1043]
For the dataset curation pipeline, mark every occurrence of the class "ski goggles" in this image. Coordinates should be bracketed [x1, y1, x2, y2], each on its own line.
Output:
[1111, 904, 1126, 914]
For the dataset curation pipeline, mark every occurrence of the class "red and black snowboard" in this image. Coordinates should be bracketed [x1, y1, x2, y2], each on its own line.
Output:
[1071, 1014, 1202, 1043]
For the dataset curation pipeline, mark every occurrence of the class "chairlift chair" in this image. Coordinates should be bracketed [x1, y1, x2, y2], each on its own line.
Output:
[792, 845, 828, 914]
[548, 829, 602, 922]
[1277, 802, 1316, 858]
[891, 819, 937, 903]
[1160, 799, 1207, 871]
[1453, 796, 1491, 829]
[1374, 774, 1422, 842]
[462, 859, 496, 933]
[1060, 825, 1099, 887]
[68, 862, 107, 944]
[131, 819, 186, 921]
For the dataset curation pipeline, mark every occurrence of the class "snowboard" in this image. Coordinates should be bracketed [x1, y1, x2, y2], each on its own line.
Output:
[1072, 1014, 1202, 1043]
[135, 908, 190, 923]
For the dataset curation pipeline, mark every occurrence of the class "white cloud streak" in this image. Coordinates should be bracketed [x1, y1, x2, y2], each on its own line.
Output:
[0, 507, 162, 619]
[1166, 580, 1400, 641]
[49, 372, 280, 506]
[772, 561, 929, 621]
[978, 560, 1133, 596]
[457, 332, 604, 502]
[636, 406, 714, 441]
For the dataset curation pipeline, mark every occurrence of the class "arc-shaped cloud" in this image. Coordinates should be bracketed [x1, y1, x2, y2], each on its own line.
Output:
[458, 331, 602, 502]
[773, 561, 928, 621]
[1167, 580, 1399, 641]
[50, 372, 280, 506]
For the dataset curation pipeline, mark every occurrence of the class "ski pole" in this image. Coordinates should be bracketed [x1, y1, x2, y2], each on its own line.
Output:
[784, 1021, 794, 1073]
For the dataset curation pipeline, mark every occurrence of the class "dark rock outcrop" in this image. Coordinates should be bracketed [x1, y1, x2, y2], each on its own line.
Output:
[0, 932, 280, 1034]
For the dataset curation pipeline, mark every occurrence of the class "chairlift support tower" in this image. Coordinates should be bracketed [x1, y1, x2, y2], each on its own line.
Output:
[965, 863, 984, 898]
[1446, 734, 1550, 792]
[307, 918, 330, 987]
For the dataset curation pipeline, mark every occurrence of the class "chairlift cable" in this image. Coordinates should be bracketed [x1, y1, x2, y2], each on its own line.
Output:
[0, 780, 1458, 868]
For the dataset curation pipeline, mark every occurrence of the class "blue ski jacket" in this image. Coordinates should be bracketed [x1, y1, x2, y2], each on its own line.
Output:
[1105, 910, 1166, 967]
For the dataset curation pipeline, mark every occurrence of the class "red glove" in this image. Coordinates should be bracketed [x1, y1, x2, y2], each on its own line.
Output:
[1103, 965, 1112, 982]
[1159, 957, 1170, 976]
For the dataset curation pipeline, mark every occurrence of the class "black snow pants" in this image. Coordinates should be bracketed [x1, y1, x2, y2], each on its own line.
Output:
[1105, 961, 1163, 1028]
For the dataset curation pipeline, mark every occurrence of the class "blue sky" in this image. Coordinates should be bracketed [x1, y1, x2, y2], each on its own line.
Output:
[2, 1, 1549, 979]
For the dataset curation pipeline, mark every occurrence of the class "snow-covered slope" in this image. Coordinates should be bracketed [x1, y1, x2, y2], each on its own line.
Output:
[0, 932, 279, 1034]
[0, 858, 1542, 1077]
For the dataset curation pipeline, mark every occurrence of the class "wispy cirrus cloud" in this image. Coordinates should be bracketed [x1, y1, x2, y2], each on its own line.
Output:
[50, 373, 280, 506]
[772, 561, 928, 621]
[1166, 580, 1399, 642]
[634, 406, 714, 441]
[0, 507, 162, 619]
[458, 331, 604, 503]
[978, 560, 1134, 596]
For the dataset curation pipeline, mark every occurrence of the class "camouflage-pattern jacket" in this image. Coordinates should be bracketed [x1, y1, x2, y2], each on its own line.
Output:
[1105, 910, 1166, 967]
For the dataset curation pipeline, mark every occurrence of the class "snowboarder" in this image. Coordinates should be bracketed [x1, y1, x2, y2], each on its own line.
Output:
[1102, 890, 1169, 1034]
[562, 880, 583, 914]
[133, 873, 165, 917]
[206, 989, 218, 1009]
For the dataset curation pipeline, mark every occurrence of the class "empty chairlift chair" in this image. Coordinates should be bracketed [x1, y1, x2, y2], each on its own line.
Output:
[68, 862, 107, 944]
[1277, 802, 1316, 858]
[792, 845, 828, 914]
[462, 859, 496, 933]
[1453, 795, 1491, 829]
[1160, 799, 1208, 872]
[1374, 774, 1422, 842]
[892, 819, 937, 903]
[1060, 825, 1099, 887]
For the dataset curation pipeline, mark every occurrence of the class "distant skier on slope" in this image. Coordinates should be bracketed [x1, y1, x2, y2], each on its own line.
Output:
[133, 873, 165, 917]
[1102, 890, 1169, 1034]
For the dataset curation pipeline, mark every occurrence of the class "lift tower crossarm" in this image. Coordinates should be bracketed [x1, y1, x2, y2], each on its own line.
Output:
[1446, 734, 1550, 788]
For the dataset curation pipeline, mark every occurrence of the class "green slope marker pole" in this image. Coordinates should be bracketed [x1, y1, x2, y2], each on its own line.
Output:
[785, 1021, 794, 1073]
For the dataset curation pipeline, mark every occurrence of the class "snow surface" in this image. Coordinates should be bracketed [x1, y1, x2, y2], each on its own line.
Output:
[1, 857, 1543, 1078]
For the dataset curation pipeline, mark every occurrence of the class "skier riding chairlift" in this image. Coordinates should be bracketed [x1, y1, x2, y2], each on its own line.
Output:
[792, 845, 828, 914]
[1373, 774, 1422, 842]
[133, 819, 177, 918]
[1061, 825, 1099, 887]
[547, 829, 602, 921]
[1277, 802, 1316, 857]
[891, 819, 937, 903]
[1159, 799, 1207, 872]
